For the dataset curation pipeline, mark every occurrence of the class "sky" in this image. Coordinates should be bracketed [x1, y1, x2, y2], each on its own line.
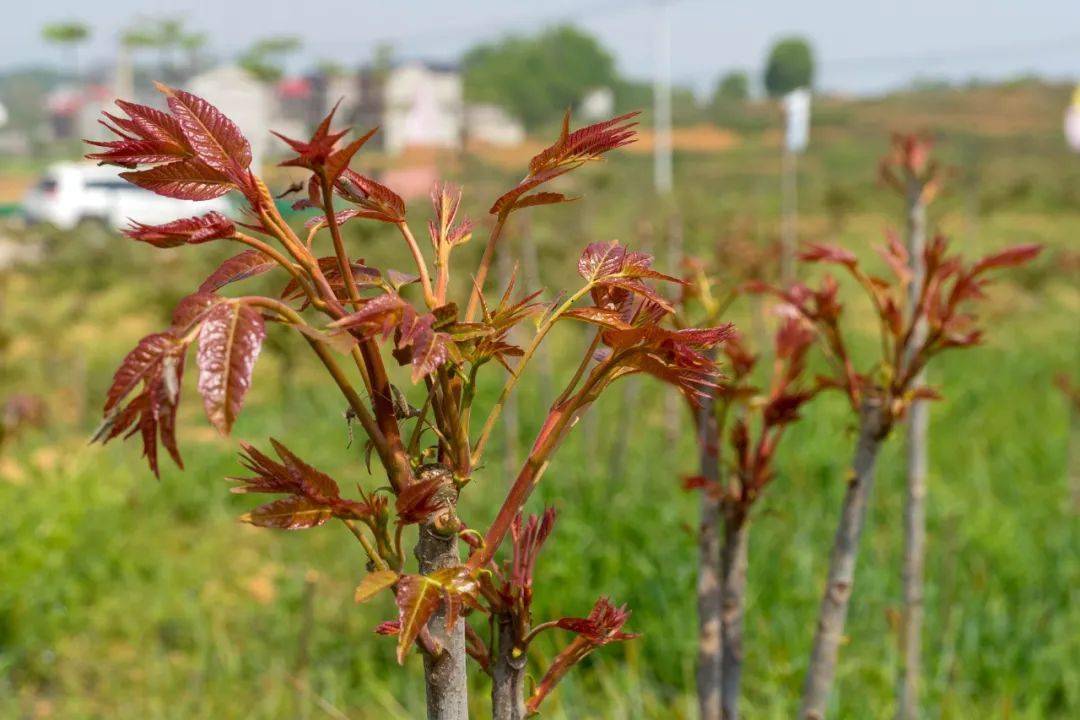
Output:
[9, 0, 1080, 95]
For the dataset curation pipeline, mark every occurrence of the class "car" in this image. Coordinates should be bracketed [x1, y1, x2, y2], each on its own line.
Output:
[22, 162, 233, 231]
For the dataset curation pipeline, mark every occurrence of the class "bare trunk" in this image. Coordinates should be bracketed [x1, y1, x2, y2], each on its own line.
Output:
[800, 401, 888, 720]
[897, 182, 928, 720]
[696, 391, 723, 720]
[720, 511, 749, 720]
[664, 211, 684, 447]
[491, 616, 528, 720]
[415, 470, 468, 720]
[897, 399, 927, 720]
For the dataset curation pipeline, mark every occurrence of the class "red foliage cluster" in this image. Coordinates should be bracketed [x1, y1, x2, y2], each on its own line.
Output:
[86, 85, 723, 713]
[751, 236, 1041, 423]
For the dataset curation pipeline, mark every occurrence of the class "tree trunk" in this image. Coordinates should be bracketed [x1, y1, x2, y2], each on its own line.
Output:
[491, 616, 528, 720]
[414, 469, 468, 720]
[696, 391, 723, 720]
[800, 401, 888, 720]
[720, 512, 749, 720]
[897, 179, 928, 720]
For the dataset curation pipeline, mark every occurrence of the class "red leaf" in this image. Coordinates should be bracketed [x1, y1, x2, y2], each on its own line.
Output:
[798, 242, 858, 268]
[561, 307, 633, 330]
[157, 83, 251, 178]
[97, 331, 190, 478]
[112, 99, 191, 154]
[268, 438, 341, 502]
[488, 110, 638, 215]
[171, 292, 223, 332]
[325, 127, 378, 183]
[196, 302, 266, 434]
[395, 475, 444, 526]
[121, 160, 232, 200]
[199, 250, 277, 293]
[84, 138, 186, 167]
[971, 244, 1043, 275]
[508, 509, 557, 601]
[529, 111, 640, 176]
[396, 310, 450, 382]
[241, 496, 334, 530]
[124, 211, 235, 248]
[554, 597, 639, 645]
[329, 294, 409, 338]
[336, 169, 406, 224]
[104, 332, 177, 412]
[86, 99, 192, 166]
[578, 240, 631, 283]
[512, 191, 575, 210]
[394, 574, 444, 664]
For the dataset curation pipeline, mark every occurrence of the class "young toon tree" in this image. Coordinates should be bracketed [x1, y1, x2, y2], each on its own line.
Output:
[879, 132, 941, 720]
[86, 86, 732, 718]
[750, 236, 1040, 719]
[674, 241, 777, 720]
[679, 291, 821, 720]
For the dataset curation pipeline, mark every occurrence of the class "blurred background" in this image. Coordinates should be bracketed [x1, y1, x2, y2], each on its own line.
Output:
[0, 1, 1077, 718]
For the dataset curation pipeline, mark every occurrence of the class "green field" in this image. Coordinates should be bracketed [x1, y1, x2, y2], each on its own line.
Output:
[0, 82, 1077, 719]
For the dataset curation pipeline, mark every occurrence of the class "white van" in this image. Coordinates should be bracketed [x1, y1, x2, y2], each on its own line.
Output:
[22, 163, 233, 231]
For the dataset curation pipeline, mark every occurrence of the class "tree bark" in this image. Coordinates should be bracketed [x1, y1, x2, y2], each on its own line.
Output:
[414, 469, 468, 720]
[800, 401, 888, 720]
[720, 511, 749, 720]
[897, 179, 928, 720]
[491, 616, 528, 720]
[696, 391, 723, 720]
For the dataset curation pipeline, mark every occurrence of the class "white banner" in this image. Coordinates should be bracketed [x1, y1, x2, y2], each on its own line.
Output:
[1066, 84, 1080, 153]
[783, 88, 811, 154]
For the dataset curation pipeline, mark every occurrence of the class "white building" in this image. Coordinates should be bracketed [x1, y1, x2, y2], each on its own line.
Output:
[382, 61, 464, 154]
[466, 103, 526, 147]
[580, 87, 615, 122]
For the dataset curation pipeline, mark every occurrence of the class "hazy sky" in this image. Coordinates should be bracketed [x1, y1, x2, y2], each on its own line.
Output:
[9, 0, 1080, 94]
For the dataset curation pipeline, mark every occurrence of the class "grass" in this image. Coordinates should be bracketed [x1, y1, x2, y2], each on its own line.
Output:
[1, 82, 1078, 718]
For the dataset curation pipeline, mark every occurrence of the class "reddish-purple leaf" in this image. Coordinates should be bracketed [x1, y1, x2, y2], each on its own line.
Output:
[329, 294, 408, 338]
[196, 302, 266, 434]
[124, 211, 235, 248]
[970, 243, 1043, 275]
[336, 169, 406, 224]
[199, 250, 277, 293]
[798, 242, 858, 268]
[121, 160, 232, 200]
[158, 83, 252, 176]
[395, 475, 444, 526]
[241, 496, 334, 530]
[171, 292, 223, 332]
[104, 332, 176, 412]
[394, 574, 444, 664]
[561, 307, 633, 330]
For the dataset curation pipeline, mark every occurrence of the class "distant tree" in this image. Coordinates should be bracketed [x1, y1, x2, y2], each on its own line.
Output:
[178, 32, 208, 77]
[41, 22, 91, 77]
[239, 36, 302, 83]
[763, 37, 814, 98]
[121, 18, 207, 82]
[464, 25, 617, 128]
[714, 70, 749, 103]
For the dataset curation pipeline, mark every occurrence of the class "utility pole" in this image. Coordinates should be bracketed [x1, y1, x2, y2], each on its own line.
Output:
[653, 0, 673, 196]
[780, 147, 798, 281]
[780, 88, 811, 282]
